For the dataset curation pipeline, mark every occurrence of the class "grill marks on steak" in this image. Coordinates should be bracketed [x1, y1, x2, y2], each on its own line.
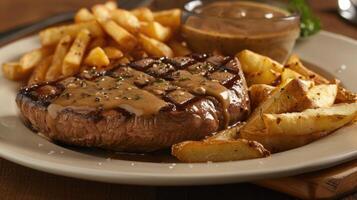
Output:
[17, 54, 250, 152]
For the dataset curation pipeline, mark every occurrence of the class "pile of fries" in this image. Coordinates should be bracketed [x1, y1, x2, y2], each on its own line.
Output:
[2, 1, 190, 85]
[172, 51, 357, 162]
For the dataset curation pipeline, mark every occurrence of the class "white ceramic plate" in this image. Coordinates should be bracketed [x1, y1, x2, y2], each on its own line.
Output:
[0, 31, 356, 186]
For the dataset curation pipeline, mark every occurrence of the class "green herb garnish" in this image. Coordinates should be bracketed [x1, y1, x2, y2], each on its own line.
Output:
[289, 0, 321, 37]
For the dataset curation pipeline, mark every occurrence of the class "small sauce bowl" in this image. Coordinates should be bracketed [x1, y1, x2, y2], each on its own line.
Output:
[181, 0, 300, 63]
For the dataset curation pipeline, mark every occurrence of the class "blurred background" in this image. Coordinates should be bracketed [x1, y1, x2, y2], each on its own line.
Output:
[0, 0, 356, 39]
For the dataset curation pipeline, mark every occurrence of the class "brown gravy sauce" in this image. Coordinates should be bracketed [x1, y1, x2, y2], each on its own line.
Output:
[172, 70, 232, 127]
[48, 76, 168, 117]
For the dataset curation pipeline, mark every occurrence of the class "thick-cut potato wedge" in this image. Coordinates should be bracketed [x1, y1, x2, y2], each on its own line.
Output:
[84, 47, 110, 67]
[246, 69, 280, 86]
[74, 8, 95, 23]
[286, 54, 329, 84]
[140, 21, 171, 42]
[249, 84, 275, 110]
[138, 34, 173, 57]
[2, 62, 30, 81]
[172, 124, 269, 162]
[263, 103, 357, 135]
[307, 84, 337, 108]
[103, 46, 124, 60]
[28, 56, 53, 85]
[88, 37, 107, 49]
[237, 50, 284, 74]
[168, 40, 192, 56]
[335, 86, 357, 103]
[101, 20, 137, 51]
[104, 1, 117, 10]
[131, 7, 154, 22]
[62, 29, 91, 76]
[45, 35, 72, 81]
[241, 130, 328, 153]
[172, 139, 270, 163]
[153, 9, 181, 31]
[281, 68, 305, 84]
[39, 21, 103, 46]
[111, 9, 141, 34]
[92, 4, 111, 22]
[241, 79, 314, 135]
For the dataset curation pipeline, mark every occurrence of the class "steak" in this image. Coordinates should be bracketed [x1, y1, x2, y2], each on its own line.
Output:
[16, 54, 250, 152]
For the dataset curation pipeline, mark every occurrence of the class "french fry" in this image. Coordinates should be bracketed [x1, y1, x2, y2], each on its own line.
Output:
[103, 46, 124, 60]
[19, 47, 53, 74]
[238, 50, 284, 73]
[28, 56, 53, 85]
[84, 47, 110, 67]
[138, 34, 173, 57]
[172, 124, 269, 163]
[74, 8, 95, 23]
[39, 21, 103, 46]
[92, 4, 111, 22]
[237, 50, 284, 85]
[286, 54, 329, 84]
[263, 103, 357, 135]
[101, 20, 137, 51]
[88, 37, 107, 49]
[140, 21, 172, 42]
[248, 84, 275, 110]
[241, 79, 314, 135]
[104, 1, 117, 10]
[307, 84, 337, 108]
[281, 68, 305, 84]
[168, 40, 192, 56]
[131, 7, 154, 22]
[111, 9, 141, 34]
[62, 29, 91, 76]
[172, 139, 269, 163]
[45, 35, 72, 81]
[2, 62, 30, 81]
[153, 9, 181, 31]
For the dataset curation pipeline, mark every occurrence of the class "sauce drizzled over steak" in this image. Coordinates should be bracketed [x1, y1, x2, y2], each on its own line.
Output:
[16, 54, 250, 152]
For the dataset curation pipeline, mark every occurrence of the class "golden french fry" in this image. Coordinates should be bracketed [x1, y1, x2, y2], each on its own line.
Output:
[2, 62, 30, 81]
[91, 4, 111, 22]
[74, 8, 95, 23]
[138, 34, 173, 57]
[130, 49, 148, 60]
[103, 46, 124, 60]
[131, 7, 154, 22]
[111, 9, 141, 34]
[28, 56, 53, 85]
[39, 21, 103, 46]
[104, 1, 117, 10]
[153, 9, 181, 30]
[101, 20, 137, 51]
[45, 35, 72, 81]
[84, 47, 110, 67]
[88, 37, 107, 49]
[62, 29, 91, 77]
[140, 21, 172, 42]
[19, 47, 53, 73]
[168, 40, 192, 56]
[286, 54, 329, 84]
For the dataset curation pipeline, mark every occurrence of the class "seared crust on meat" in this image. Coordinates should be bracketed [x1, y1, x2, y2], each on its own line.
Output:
[17, 54, 250, 152]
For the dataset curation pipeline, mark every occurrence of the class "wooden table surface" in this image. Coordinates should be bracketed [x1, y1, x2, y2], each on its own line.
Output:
[0, 0, 356, 199]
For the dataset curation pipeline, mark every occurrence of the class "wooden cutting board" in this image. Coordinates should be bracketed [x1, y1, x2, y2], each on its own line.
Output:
[256, 160, 357, 199]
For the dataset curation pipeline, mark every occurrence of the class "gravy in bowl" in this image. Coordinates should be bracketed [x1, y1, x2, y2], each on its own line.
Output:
[182, 1, 300, 63]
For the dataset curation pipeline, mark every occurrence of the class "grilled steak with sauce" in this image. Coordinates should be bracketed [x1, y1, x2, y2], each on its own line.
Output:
[16, 54, 250, 152]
